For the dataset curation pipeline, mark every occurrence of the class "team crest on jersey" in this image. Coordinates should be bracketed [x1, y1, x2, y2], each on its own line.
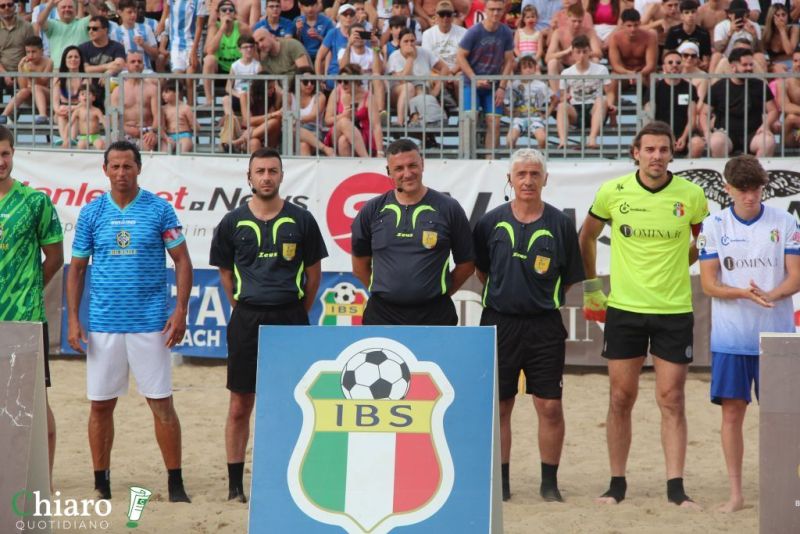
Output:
[673, 202, 685, 217]
[116, 230, 131, 248]
[288, 338, 454, 534]
[319, 282, 368, 325]
[770, 229, 780, 243]
[282, 243, 297, 261]
[696, 234, 706, 249]
[534, 255, 551, 274]
[422, 230, 437, 249]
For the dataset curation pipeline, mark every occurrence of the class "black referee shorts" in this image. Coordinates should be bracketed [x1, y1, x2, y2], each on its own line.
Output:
[602, 307, 694, 364]
[481, 307, 567, 401]
[226, 301, 309, 393]
[363, 293, 458, 326]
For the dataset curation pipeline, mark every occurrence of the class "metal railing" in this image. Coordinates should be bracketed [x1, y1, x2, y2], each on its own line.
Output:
[1, 70, 797, 159]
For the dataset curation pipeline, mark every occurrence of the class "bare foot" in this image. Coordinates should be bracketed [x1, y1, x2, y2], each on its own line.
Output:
[321, 145, 335, 157]
[557, 143, 566, 150]
[717, 498, 743, 513]
[594, 496, 620, 505]
[587, 143, 600, 149]
[679, 499, 703, 511]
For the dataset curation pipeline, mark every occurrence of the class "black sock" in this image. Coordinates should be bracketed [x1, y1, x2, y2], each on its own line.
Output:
[501, 463, 510, 501]
[168, 468, 184, 487]
[94, 470, 111, 499]
[228, 462, 244, 489]
[541, 463, 559, 488]
[600, 476, 626, 503]
[667, 477, 692, 505]
[168, 469, 191, 503]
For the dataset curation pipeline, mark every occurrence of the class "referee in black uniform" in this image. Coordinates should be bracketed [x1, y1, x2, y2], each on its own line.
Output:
[209, 147, 328, 502]
[473, 149, 585, 503]
[351, 138, 475, 325]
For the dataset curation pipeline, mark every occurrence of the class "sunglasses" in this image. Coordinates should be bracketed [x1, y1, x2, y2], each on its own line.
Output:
[665, 60, 682, 65]
[267, 4, 281, 7]
[88, 26, 103, 31]
[301, 79, 314, 85]
[220, 6, 235, 12]
[681, 53, 697, 58]
[0, 3, 15, 8]
[340, 11, 355, 16]
[437, 11, 453, 17]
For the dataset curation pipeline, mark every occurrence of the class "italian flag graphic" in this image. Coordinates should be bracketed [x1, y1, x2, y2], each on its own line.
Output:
[320, 292, 367, 326]
[299, 372, 443, 532]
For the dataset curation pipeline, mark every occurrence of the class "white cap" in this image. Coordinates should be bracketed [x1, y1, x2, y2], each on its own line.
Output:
[338, 3, 356, 14]
[676, 41, 699, 55]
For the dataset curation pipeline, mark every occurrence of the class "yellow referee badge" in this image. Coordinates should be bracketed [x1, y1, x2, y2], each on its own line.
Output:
[422, 230, 438, 249]
[282, 243, 297, 261]
[534, 255, 551, 274]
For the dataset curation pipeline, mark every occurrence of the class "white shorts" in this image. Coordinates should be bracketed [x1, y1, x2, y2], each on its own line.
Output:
[87, 332, 172, 401]
[511, 116, 546, 135]
[169, 46, 193, 72]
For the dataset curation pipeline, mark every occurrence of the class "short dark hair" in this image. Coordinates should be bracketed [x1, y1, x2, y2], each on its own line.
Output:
[249, 147, 283, 171]
[662, 48, 680, 60]
[23, 36, 44, 49]
[572, 34, 590, 49]
[104, 141, 141, 168]
[517, 55, 537, 69]
[631, 121, 675, 161]
[728, 47, 753, 63]
[386, 138, 420, 157]
[118, 0, 136, 10]
[566, 3, 584, 17]
[238, 35, 256, 47]
[90, 15, 110, 29]
[388, 15, 407, 28]
[0, 125, 14, 148]
[298, 0, 317, 5]
[161, 79, 185, 97]
[724, 155, 768, 190]
[679, 0, 698, 11]
[621, 8, 641, 22]
[397, 27, 415, 41]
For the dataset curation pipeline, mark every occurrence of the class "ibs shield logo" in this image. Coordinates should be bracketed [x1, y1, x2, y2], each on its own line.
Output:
[287, 338, 455, 533]
[319, 282, 368, 325]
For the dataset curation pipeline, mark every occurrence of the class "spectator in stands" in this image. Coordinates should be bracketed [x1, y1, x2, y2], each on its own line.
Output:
[254, 0, 294, 37]
[696, 0, 727, 34]
[316, 3, 356, 88]
[160, 0, 201, 82]
[37, 0, 91, 69]
[708, 47, 777, 157]
[0, 0, 34, 101]
[294, 0, 335, 63]
[664, 0, 711, 71]
[380, 0, 422, 43]
[0, 36, 52, 125]
[642, 0, 682, 48]
[762, 4, 799, 72]
[78, 16, 126, 74]
[161, 81, 197, 153]
[514, 5, 542, 59]
[608, 9, 658, 108]
[520, 0, 561, 33]
[281, 0, 301, 21]
[712, 0, 764, 72]
[506, 54, 553, 149]
[32, 0, 60, 60]
[586, 0, 620, 47]
[776, 48, 800, 147]
[421, 0, 466, 71]
[545, 3, 602, 95]
[111, 51, 159, 150]
[678, 40, 709, 135]
[457, 0, 515, 157]
[145, 0, 164, 21]
[225, 35, 260, 126]
[202, 0, 251, 106]
[70, 82, 106, 149]
[650, 49, 704, 157]
[338, 22, 385, 107]
[52, 45, 86, 145]
[383, 15, 406, 60]
[387, 27, 449, 124]
[556, 34, 614, 149]
[241, 79, 285, 151]
[350, 0, 376, 31]
[295, 65, 335, 155]
[235, 0, 261, 26]
[323, 63, 383, 156]
[254, 26, 310, 77]
[136, 0, 169, 72]
[111, 0, 160, 71]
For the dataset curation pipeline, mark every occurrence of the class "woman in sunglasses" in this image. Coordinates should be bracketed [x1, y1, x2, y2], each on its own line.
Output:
[295, 66, 335, 156]
[203, 0, 252, 104]
[323, 63, 384, 157]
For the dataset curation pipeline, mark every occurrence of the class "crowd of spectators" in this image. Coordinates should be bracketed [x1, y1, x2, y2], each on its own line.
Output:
[0, 0, 796, 156]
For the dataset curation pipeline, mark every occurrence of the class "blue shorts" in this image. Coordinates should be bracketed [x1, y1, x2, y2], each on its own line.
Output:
[169, 131, 192, 141]
[710, 352, 759, 405]
[463, 86, 504, 115]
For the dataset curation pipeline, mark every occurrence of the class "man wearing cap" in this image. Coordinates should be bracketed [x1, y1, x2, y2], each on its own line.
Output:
[254, 26, 310, 77]
[315, 3, 357, 89]
[351, 138, 474, 325]
[711, 0, 762, 71]
[421, 0, 465, 72]
[664, 0, 712, 69]
[293, 0, 335, 62]
[651, 48, 704, 157]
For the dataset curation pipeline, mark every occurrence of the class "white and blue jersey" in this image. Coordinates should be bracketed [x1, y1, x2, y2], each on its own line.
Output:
[168, 0, 199, 51]
[698, 205, 800, 356]
[110, 22, 158, 69]
[72, 189, 185, 334]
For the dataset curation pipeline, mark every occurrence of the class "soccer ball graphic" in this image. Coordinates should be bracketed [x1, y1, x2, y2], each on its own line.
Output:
[332, 282, 357, 305]
[341, 349, 411, 400]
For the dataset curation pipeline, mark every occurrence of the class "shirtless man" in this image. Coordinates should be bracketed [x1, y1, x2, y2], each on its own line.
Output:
[776, 48, 800, 147]
[696, 0, 727, 34]
[608, 9, 658, 108]
[111, 52, 159, 151]
[237, 0, 262, 26]
[641, 0, 682, 47]
[545, 3, 602, 94]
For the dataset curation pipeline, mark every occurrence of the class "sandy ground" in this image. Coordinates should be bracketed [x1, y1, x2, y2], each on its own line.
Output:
[45, 358, 758, 534]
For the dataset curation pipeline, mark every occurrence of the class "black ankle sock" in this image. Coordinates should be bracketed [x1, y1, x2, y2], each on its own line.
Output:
[94, 470, 111, 499]
[541, 462, 559, 488]
[501, 463, 510, 501]
[228, 462, 244, 489]
[600, 476, 627, 503]
[168, 468, 183, 487]
[167, 469, 191, 503]
[667, 477, 692, 505]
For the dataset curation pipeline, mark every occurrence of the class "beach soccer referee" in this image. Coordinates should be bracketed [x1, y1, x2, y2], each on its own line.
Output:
[351, 138, 475, 325]
[210, 148, 328, 502]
